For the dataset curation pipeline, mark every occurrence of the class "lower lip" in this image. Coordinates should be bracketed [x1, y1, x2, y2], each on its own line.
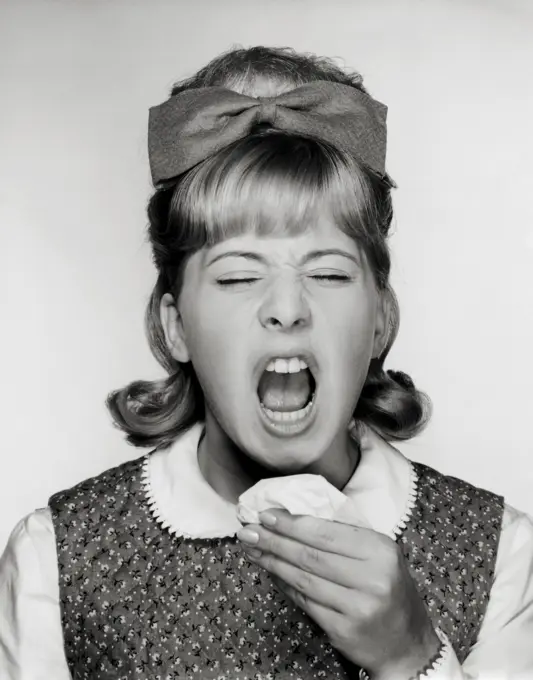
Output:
[258, 393, 318, 437]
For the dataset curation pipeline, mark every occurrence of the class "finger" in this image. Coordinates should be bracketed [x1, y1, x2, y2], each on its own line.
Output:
[272, 574, 347, 634]
[240, 526, 360, 588]
[246, 549, 352, 615]
[258, 509, 389, 560]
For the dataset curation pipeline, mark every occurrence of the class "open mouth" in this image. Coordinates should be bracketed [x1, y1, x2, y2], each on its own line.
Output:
[256, 356, 317, 433]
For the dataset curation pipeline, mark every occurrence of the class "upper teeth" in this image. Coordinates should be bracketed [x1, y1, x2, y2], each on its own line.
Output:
[265, 358, 308, 374]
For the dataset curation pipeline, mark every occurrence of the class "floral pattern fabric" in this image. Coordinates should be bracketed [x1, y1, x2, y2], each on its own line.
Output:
[49, 456, 503, 679]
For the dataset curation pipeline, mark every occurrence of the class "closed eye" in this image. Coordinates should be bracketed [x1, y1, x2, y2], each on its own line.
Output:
[310, 274, 353, 282]
[217, 277, 261, 287]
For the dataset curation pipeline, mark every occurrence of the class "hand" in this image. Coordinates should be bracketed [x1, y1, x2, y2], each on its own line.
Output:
[237, 510, 441, 678]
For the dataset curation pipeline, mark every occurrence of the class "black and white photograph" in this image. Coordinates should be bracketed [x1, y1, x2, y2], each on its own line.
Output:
[1, 1, 533, 677]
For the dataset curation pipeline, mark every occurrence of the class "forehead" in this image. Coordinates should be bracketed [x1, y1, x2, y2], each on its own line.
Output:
[201, 218, 361, 263]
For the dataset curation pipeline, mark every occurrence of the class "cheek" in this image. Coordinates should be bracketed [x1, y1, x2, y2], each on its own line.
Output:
[180, 303, 250, 400]
[323, 289, 377, 349]
[189, 328, 242, 386]
[320, 293, 377, 391]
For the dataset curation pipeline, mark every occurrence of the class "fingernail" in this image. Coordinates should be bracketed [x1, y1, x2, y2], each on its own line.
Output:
[237, 528, 260, 545]
[243, 547, 262, 560]
[259, 511, 277, 527]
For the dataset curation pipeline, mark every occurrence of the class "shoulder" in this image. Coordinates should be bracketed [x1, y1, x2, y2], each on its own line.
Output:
[48, 452, 148, 512]
[412, 459, 504, 511]
[401, 460, 506, 568]
[47, 426, 203, 511]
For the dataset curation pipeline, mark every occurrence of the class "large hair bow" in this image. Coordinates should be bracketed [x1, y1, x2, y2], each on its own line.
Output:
[148, 80, 387, 186]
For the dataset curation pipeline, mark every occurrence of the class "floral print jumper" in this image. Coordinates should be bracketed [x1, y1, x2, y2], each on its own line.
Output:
[49, 450, 503, 679]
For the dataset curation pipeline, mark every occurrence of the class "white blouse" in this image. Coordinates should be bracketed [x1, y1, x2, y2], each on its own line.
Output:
[1, 423, 533, 679]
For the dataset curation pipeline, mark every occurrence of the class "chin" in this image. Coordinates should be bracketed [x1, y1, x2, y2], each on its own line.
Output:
[249, 415, 336, 468]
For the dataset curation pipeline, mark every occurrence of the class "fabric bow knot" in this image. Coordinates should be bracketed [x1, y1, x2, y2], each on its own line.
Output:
[148, 80, 388, 186]
[256, 97, 278, 125]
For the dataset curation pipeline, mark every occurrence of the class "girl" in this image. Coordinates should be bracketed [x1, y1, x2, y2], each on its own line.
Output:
[1, 46, 533, 680]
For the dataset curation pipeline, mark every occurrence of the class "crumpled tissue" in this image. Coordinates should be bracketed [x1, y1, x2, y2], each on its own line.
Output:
[237, 474, 371, 528]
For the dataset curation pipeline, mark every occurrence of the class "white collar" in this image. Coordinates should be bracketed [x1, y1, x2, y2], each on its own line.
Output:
[142, 423, 418, 540]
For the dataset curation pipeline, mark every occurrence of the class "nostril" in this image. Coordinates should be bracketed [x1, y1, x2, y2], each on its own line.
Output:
[264, 315, 308, 330]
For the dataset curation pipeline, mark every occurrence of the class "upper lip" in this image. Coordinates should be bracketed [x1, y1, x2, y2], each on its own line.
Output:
[254, 349, 319, 383]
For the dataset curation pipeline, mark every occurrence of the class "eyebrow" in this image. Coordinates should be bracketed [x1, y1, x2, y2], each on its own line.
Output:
[206, 248, 361, 267]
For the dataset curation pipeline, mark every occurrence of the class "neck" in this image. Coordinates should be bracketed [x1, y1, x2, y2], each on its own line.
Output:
[197, 414, 361, 505]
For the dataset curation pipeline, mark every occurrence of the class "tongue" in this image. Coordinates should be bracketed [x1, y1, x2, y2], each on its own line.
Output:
[258, 369, 313, 412]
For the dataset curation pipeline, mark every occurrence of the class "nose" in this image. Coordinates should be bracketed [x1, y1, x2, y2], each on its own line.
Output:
[258, 277, 311, 331]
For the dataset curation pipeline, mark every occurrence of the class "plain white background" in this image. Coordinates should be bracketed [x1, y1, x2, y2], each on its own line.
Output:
[1, 0, 532, 551]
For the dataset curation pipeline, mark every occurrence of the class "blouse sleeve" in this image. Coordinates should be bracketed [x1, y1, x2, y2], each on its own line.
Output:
[0, 508, 71, 680]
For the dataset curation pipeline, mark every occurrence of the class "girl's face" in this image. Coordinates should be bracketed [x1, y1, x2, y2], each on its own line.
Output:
[162, 219, 388, 472]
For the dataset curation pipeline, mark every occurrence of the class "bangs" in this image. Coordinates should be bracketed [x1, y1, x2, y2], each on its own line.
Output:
[168, 132, 380, 253]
